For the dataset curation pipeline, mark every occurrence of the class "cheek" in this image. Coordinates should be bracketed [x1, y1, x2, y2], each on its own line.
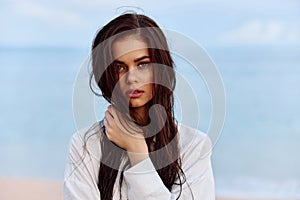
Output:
[117, 78, 127, 94]
[144, 70, 153, 83]
[146, 73, 153, 96]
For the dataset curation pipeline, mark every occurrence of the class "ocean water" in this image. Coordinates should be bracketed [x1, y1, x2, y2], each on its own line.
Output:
[0, 45, 299, 198]
[209, 46, 300, 198]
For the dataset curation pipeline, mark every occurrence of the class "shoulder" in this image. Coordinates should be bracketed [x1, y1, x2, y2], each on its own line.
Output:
[68, 121, 103, 161]
[177, 123, 212, 158]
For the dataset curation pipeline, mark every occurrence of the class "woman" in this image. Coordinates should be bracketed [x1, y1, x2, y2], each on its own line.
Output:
[64, 13, 215, 200]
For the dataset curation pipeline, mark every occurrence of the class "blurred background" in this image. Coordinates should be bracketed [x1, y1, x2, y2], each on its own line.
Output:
[0, 0, 299, 199]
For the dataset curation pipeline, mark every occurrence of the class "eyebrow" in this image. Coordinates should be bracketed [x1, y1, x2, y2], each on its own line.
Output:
[134, 55, 150, 62]
[115, 55, 150, 64]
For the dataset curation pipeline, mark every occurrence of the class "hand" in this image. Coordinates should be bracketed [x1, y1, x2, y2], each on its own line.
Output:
[103, 105, 148, 154]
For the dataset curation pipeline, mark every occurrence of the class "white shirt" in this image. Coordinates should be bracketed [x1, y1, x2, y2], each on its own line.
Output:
[64, 122, 215, 199]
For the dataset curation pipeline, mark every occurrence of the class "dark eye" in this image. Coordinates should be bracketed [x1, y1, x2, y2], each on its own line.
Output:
[137, 62, 150, 69]
[116, 65, 126, 72]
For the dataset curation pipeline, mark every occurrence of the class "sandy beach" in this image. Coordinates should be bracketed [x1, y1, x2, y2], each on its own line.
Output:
[216, 197, 299, 200]
[0, 178, 299, 200]
[0, 179, 63, 200]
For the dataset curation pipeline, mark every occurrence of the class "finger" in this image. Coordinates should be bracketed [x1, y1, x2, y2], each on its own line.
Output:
[107, 105, 115, 118]
[103, 120, 111, 140]
[107, 105, 113, 114]
[109, 105, 119, 120]
[105, 110, 114, 124]
[109, 105, 122, 123]
[103, 117, 109, 129]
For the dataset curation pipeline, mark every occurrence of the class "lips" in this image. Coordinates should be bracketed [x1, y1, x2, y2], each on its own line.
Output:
[126, 89, 144, 98]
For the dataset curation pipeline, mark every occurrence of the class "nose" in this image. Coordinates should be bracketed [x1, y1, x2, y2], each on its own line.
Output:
[126, 67, 138, 84]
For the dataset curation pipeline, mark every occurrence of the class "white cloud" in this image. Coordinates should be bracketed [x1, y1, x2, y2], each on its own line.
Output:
[69, 0, 222, 13]
[2, 0, 299, 46]
[220, 20, 300, 45]
[11, 0, 87, 29]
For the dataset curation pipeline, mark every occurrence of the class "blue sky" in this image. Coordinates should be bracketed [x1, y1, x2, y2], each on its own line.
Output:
[1, 0, 299, 47]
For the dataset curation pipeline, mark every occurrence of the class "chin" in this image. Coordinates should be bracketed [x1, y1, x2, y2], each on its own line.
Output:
[129, 104, 144, 108]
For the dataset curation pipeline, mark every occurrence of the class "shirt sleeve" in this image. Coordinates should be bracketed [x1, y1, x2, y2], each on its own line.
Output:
[123, 134, 215, 200]
[63, 132, 100, 200]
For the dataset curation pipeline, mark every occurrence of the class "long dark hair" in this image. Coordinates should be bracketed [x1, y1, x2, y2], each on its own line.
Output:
[90, 13, 186, 200]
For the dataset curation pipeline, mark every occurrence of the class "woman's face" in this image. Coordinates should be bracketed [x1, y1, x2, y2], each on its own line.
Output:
[112, 35, 153, 114]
